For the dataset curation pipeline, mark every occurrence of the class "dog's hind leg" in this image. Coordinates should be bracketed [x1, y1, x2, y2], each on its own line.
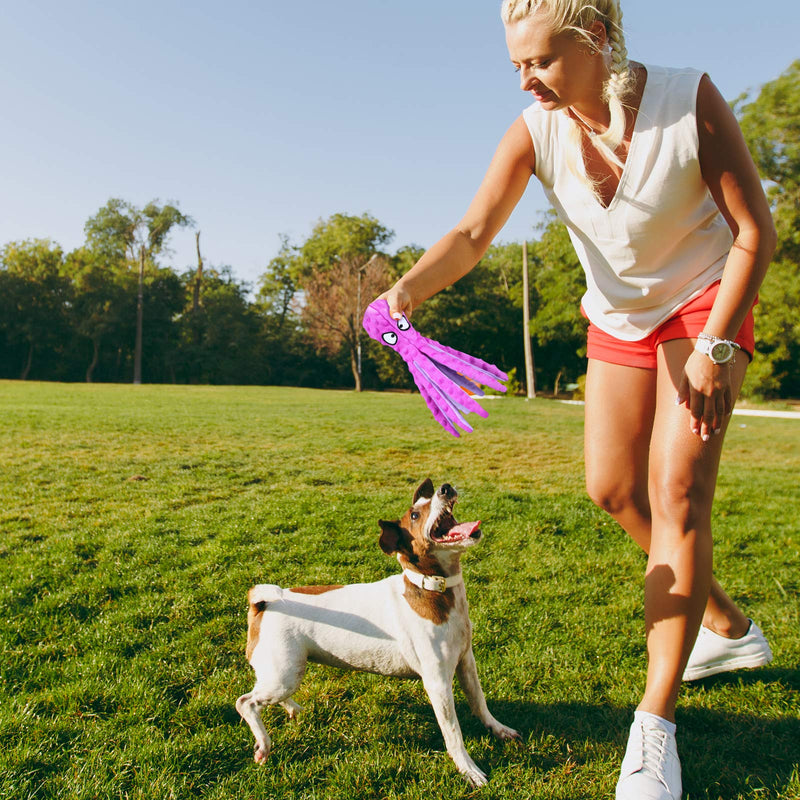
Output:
[237, 657, 306, 763]
[456, 647, 520, 741]
[236, 688, 274, 763]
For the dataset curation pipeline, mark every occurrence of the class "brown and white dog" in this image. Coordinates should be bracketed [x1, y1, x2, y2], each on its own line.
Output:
[236, 479, 519, 786]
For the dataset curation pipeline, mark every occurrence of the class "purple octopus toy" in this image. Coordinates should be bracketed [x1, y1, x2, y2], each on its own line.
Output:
[362, 298, 508, 437]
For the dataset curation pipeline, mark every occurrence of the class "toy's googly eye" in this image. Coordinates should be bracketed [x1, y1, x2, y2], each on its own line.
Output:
[397, 317, 410, 331]
[382, 332, 398, 346]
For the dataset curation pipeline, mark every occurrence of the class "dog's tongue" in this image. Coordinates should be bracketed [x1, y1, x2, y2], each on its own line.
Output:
[448, 520, 481, 538]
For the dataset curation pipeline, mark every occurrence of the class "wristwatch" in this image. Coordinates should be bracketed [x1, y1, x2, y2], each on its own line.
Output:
[694, 333, 740, 365]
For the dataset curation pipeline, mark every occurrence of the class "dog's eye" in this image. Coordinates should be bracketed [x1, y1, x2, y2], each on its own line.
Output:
[397, 317, 410, 331]
[382, 331, 398, 346]
[410, 511, 420, 521]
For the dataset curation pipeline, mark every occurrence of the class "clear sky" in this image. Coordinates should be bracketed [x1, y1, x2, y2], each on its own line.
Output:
[1, 1, 797, 288]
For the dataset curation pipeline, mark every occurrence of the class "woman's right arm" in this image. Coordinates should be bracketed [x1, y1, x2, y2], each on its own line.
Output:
[382, 113, 536, 319]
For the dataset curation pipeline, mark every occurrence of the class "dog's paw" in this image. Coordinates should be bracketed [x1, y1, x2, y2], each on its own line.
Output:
[253, 742, 270, 764]
[461, 764, 489, 787]
[487, 719, 521, 741]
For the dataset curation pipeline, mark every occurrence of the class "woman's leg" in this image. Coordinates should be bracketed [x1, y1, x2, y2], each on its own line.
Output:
[638, 338, 749, 720]
[584, 357, 750, 646]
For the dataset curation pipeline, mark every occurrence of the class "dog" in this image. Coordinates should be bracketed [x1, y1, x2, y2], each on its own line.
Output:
[235, 478, 519, 786]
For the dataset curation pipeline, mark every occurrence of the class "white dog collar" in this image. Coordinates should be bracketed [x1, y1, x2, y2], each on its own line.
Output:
[403, 569, 462, 593]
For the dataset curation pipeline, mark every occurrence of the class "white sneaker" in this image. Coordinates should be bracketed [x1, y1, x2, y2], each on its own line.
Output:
[683, 620, 773, 681]
[616, 713, 682, 800]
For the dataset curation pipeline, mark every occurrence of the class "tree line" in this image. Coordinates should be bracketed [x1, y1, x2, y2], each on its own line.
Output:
[2, 61, 798, 398]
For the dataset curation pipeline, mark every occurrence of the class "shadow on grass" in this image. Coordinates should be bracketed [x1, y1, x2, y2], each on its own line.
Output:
[226, 668, 798, 799]
[480, 679, 800, 799]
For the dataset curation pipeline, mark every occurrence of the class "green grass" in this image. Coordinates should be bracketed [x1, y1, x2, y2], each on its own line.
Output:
[0, 380, 798, 800]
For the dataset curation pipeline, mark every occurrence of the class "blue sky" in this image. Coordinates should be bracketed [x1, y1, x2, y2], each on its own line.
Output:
[1, 1, 797, 288]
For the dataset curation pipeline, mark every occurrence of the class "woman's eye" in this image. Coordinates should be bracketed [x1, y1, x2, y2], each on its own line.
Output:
[397, 317, 410, 331]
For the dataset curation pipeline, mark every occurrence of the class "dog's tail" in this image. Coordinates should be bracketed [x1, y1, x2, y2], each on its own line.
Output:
[246, 584, 283, 662]
[248, 583, 284, 611]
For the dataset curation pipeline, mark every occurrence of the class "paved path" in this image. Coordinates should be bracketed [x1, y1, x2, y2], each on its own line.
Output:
[557, 399, 800, 420]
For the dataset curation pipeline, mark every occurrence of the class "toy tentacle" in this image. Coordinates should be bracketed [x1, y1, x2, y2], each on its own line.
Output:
[430, 361, 484, 397]
[413, 359, 476, 424]
[408, 361, 470, 437]
[414, 352, 489, 418]
[418, 338, 508, 392]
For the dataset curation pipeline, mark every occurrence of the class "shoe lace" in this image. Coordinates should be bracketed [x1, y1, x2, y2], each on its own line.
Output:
[639, 723, 669, 787]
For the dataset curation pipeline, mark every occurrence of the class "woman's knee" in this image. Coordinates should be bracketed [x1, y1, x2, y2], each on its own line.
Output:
[648, 470, 714, 530]
[586, 472, 647, 519]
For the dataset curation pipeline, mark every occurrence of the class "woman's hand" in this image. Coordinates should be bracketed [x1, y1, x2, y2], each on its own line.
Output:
[676, 349, 734, 441]
[378, 282, 414, 320]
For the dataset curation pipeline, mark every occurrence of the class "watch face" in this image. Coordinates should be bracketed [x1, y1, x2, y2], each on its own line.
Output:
[710, 342, 734, 363]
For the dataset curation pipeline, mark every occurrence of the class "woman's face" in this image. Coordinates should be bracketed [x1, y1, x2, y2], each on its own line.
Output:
[505, 11, 606, 111]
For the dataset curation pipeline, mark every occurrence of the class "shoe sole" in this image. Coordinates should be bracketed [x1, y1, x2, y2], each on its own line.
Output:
[683, 651, 773, 681]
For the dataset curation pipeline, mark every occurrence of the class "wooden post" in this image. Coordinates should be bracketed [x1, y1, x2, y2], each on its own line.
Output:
[133, 246, 144, 385]
[193, 231, 203, 313]
[522, 240, 536, 399]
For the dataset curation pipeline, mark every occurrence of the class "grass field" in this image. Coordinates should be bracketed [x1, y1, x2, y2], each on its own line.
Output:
[0, 380, 798, 800]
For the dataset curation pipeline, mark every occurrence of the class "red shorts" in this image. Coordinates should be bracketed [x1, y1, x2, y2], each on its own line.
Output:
[585, 282, 756, 369]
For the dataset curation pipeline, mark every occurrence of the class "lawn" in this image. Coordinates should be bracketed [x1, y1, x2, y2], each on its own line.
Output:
[0, 381, 797, 800]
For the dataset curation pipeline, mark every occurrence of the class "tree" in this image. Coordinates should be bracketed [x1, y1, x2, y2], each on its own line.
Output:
[0, 240, 71, 380]
[176, 266, 262, 384]
[290, 213, 394, 391]
[62, 247, 136, 382]
[736, 61, 800, 397]
[529, 213, 589, 392]
[736, 60, 800, 264]
[84, 199, 193, 383]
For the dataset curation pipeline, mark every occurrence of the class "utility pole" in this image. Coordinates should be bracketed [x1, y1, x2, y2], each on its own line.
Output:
[522, 240, 536, 399]
[193, 231, 203, 313]
[133, 246, 145, 385]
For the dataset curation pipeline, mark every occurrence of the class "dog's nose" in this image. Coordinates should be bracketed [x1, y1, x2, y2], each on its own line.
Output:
[439, 483, 456, 499]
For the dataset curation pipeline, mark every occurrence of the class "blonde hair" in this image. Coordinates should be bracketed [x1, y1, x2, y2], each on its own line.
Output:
[501, 0, 634, 190]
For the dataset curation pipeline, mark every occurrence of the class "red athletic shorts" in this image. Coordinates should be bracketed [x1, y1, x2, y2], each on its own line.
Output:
[584, 281, 756, 369]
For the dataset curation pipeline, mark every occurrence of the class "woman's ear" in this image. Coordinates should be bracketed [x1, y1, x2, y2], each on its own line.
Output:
[586, 19, 608, 54]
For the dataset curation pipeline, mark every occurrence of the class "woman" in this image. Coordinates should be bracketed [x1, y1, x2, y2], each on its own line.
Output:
[379, 1, 776, 798]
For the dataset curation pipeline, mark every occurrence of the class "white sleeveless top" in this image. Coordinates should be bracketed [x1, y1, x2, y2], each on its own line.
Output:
[522, 64, 733, 340]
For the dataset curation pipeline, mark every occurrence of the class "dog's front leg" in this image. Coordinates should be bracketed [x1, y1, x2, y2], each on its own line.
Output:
[420, 673, 488, 786]
[456, 647, 520, 741]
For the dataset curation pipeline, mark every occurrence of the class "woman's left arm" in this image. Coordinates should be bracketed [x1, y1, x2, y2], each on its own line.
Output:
[697, 74, 777, 337]
[678, 74, 777, 439]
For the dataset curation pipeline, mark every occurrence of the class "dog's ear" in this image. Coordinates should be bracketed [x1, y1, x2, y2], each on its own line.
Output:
[378, 520, 405, 555]
[413, 478, 434, 504]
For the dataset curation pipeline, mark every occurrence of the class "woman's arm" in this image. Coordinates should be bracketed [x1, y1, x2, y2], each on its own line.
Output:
[678, 74, 777, 438]
[696, 74, 777, 338]
[383, 114, 536, 318]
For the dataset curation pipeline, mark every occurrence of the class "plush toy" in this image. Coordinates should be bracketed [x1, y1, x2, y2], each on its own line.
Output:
[362, 298, 508, 437]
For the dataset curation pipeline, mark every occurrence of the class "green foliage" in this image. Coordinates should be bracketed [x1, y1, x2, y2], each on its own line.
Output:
[527, 214, 589, 391]
[0, 382, 797, 799]
[0, 239, 72, 380]
[736, 60, 800, 264]
[295, 212, 394, 281]
[736, 61, 800, 398]
[84, 198, 194, 265]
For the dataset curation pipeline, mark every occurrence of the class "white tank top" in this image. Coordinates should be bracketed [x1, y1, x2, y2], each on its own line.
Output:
[522, 64, 733, 340]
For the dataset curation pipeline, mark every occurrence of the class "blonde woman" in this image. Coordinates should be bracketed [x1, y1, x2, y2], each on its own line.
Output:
[379, 1, 776, 797]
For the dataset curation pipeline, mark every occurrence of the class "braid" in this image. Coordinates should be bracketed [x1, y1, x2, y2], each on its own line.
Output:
[595, 1, 633, 165]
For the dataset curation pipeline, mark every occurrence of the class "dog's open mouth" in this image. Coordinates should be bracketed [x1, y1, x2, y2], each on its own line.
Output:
[431, 514, 482, 543]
